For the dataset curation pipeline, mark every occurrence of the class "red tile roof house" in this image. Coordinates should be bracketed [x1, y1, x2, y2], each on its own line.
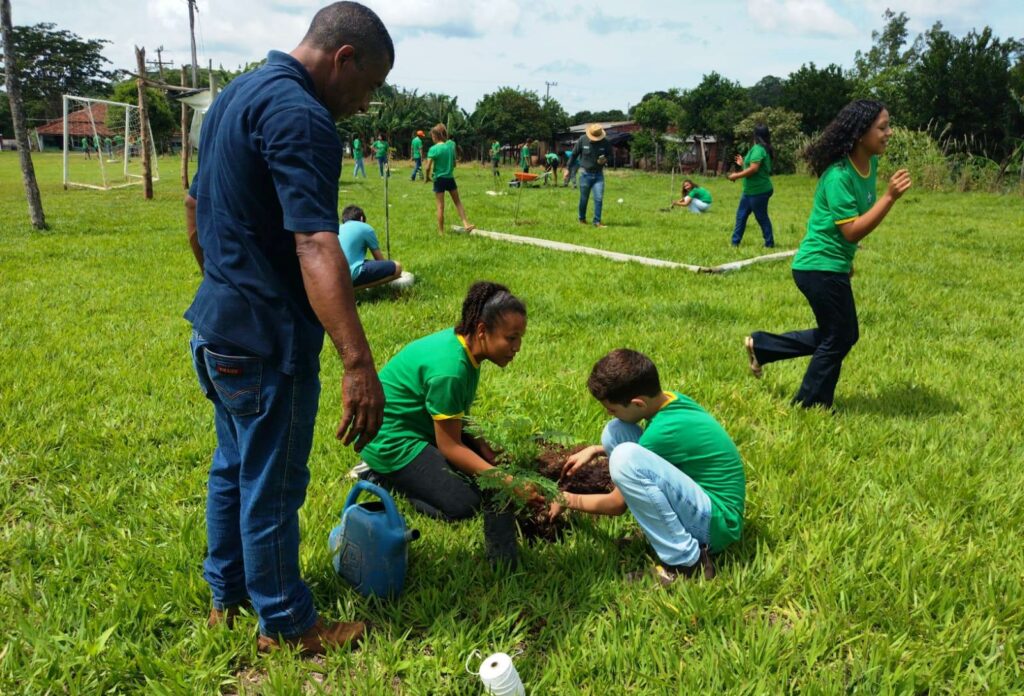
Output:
[34, 103, 115, 151]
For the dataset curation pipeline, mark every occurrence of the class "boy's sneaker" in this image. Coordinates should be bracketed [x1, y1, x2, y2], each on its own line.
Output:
[348, 461, 370, 480]
[629, 545, 715, 586]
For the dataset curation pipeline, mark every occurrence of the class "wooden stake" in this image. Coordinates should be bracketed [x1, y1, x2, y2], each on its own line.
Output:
[180, 66, 190, 190]
[135, 46, 153, 199]
[1, 0, 46, 228]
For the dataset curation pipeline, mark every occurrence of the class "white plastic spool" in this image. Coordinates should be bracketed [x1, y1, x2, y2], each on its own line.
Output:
[466, 650, 525, 695]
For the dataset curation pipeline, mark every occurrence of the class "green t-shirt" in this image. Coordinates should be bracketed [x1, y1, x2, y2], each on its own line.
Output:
[427, 140, 457, 179]
[373, 139, 387, 158]
[361, 329, 481, 473]
[411, 136, 422, 158]
[520, 145, 530, 167]
[637, 392, 745, 552]
[491, 142, 501, 161]
[545, 152, 559, 165]
[352, 138, 362, 157]
[690, 186, 712, 204]
[792, 156, 878, 274]
[742, 144, 773, 195]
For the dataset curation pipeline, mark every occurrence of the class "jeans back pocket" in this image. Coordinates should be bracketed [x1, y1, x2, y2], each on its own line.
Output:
[202, 347, 262, 417]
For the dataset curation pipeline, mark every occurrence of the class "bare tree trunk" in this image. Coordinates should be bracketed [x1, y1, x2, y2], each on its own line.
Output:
[180, 66, 190, 189]
[2, 0, 46, 229]
[135, 46, 153, 199]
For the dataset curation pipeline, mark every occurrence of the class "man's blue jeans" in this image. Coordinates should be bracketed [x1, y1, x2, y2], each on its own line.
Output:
[352, 157, 366, 178]
[410, 157, 422, 180]
[602, 419, 711, 567]
[731, 190, 774, 246]
[191, 332, 320, 638]
[578, 170, 605, 224]
[377, 157, 387, 177]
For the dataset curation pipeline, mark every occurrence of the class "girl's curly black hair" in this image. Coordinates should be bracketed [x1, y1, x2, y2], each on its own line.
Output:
[804, 100, 886, 176]
[454, 281, 526, 336]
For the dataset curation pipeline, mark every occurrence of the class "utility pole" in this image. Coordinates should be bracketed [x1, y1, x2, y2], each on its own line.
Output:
[147, 46, 173, 81]
[187, 0, 199, 87]
[545, 81, 558, 100]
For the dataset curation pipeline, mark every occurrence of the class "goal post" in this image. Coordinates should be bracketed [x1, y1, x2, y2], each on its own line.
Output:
[62, 95, 160, 191]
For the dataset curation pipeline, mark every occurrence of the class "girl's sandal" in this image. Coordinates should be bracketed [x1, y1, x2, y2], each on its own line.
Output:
[745, 336, 763, 379]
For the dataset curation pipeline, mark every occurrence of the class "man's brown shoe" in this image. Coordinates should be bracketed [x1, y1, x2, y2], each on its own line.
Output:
[207, 600, 252, 629]
[257, 618, 366, 656]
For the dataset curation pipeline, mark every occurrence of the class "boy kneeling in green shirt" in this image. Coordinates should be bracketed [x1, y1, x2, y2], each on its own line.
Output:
[553, 349, 746, 584]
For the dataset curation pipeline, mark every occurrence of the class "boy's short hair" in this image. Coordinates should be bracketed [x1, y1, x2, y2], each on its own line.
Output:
[341, 205, 366, 223]
[430, 123, 447, 141]
[587, 349, 661, 405]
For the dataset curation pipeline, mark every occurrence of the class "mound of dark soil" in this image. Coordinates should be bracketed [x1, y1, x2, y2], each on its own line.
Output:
[515, 441, 613, 542]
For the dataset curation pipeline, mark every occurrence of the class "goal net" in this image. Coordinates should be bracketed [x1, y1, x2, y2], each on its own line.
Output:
[62, 95, 160, 190]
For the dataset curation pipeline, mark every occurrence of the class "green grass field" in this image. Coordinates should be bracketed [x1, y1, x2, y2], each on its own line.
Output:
[2, 152, 1024, 694]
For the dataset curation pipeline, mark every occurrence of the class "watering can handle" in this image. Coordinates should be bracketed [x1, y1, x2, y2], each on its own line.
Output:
[341, 479, 405, 530]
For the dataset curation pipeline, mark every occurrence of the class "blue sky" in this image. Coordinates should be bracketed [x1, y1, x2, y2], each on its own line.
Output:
[15, 0, 1024, 116]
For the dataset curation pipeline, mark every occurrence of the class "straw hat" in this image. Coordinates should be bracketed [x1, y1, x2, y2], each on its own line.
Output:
[585, 123, 606, 142]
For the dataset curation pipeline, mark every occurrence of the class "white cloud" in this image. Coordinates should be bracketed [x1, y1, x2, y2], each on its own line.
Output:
[746, 0, 858, 37]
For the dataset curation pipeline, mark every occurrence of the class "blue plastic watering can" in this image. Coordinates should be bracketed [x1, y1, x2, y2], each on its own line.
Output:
[328, 480, 419, 599]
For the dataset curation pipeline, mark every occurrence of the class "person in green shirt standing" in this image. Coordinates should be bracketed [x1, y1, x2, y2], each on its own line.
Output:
[519, 139, 531, 173]
[351, 135, 366, 178]
[424, 123, 474, 234]
[372, 134, 388, 177]
[410, 129, 424, 181]
[727, 124, 775, 247]
[552, 349, 745, 584]
[671, 179, 712, 213]
[745, 100, 912, 409]
[490, 140, 501, 180]
[359, 281, 529, 521]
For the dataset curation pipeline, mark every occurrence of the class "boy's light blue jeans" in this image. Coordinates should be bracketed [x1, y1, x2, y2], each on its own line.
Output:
[602, 419, 711, 567]
[578, 170, 605, 224]
[352, 156, 366, 178]
[191, 332, 320, 639]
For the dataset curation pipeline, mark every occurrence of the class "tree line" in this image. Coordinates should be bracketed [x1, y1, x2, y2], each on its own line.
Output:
[3, 12, 1021, 174]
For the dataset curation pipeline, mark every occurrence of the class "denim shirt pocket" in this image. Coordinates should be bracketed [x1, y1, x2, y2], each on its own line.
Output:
[202, 348, 263, 417]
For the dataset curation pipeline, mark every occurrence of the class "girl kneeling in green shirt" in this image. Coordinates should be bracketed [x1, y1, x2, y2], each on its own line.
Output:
[745, 100, 912, 409]
[360, 281, 527, 520]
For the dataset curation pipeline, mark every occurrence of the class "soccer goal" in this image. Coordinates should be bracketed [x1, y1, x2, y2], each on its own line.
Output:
[62, 95, 159, 190]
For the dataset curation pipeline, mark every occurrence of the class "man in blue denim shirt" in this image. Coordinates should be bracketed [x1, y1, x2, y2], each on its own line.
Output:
[184, 1, 392, 655]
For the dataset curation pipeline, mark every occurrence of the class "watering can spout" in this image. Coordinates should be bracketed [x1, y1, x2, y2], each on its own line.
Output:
[406, 528, 420, 542]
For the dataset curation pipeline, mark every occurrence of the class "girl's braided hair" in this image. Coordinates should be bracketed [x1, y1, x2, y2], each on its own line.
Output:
[804, 100, 886, 176]
[455, 281, 526, 336]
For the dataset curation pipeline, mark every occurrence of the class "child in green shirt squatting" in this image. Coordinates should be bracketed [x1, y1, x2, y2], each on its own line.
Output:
[552, 349, 746, 584]
[424, 123, 475, 235]
[359, 282, 530, 520]
[671, 179, 712, 214]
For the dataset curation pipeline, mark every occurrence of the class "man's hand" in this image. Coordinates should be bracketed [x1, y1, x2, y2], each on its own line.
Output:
[887, 169, 912, 201]
[547, 499, 566, 522]
[337, 363, 385, 452]
[562, 445, 603, 478]
[733, 154, 744, 167]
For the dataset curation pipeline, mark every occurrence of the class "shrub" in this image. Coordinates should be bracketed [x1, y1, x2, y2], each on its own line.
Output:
[734, 107, 804, 174]
[878, 126, 949, 190]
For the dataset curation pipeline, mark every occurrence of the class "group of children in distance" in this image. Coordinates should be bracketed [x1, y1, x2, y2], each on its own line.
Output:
[341, 99, 911, 583]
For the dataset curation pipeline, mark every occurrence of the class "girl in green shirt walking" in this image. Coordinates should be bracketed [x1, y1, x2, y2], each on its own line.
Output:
[727, 124, 775, 247]
[744, 100, 912, 409]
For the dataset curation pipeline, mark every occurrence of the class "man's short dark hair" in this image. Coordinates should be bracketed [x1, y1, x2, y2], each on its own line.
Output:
[587, 349, 661, 405]
[302, 2, 395, 68]
[341, 204, 365, 223]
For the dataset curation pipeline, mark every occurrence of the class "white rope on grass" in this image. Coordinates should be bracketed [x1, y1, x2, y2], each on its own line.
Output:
[450, 226, 795, 274]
